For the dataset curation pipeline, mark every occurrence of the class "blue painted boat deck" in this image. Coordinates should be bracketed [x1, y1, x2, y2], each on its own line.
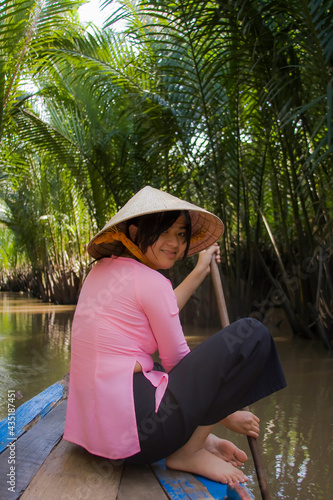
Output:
[0, 381, 65, 453]
[153, 459, 228, 499]
[152, 459, 254, 499]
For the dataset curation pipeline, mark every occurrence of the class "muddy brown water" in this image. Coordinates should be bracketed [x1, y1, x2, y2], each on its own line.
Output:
[0, 291, 332, 499]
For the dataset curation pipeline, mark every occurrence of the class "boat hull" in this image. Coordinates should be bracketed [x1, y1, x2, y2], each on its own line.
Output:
[0, 380, 255, 499]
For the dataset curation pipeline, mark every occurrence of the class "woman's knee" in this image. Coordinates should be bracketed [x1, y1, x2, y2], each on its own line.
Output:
[235, 317, 269, 341]
[218, 318, 271, 356]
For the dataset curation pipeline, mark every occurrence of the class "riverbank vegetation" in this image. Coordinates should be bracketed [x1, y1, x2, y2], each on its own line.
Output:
[0, 0, 332, 348]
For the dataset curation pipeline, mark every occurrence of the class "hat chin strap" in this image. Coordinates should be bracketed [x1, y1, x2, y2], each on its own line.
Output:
[93, 230, 159, 269]
[94, 228, 207, 267]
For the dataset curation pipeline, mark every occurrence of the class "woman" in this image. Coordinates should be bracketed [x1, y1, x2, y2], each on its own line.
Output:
[64, 186, 286, 484]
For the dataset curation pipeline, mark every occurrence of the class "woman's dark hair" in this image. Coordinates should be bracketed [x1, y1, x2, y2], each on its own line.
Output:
[125, 210, 192, 259]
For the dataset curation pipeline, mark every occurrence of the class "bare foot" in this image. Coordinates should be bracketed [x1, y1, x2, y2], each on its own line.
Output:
[166, 447, 248, 484]
[205, 434, 248, 467]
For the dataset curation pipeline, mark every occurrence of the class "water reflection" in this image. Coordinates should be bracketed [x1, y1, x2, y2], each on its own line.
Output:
[203, 330, 333, 500]
[253, 335, 333, 500]
[0, 292, 332, 499]
[0, 292, 74, 418]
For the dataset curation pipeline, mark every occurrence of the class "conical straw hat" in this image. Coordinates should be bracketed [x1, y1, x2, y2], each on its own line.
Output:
[87, 186, 224, 259]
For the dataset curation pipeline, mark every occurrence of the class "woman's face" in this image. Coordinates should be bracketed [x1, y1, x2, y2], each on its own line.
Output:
[143, 215, 188, 269]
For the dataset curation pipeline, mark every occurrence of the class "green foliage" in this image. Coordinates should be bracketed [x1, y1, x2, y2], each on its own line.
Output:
[0, 0, 332, 345]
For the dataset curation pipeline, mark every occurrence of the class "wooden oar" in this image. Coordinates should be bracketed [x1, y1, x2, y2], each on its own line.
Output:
[210, 258, 271, 500]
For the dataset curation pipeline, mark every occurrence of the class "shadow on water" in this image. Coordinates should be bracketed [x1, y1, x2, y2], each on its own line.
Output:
[0, 291, 332, 499]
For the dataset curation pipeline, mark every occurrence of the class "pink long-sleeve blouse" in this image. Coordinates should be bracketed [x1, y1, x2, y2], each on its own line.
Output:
[63, 257, 190, 459]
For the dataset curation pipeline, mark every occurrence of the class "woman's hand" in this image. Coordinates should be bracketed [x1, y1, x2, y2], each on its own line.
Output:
[221, 411, 260, 438]
[174, 243, 221, 311]
[195, 243, 221, 278]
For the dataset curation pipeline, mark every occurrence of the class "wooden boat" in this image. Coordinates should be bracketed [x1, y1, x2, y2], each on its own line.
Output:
[0, 377, 254, 499]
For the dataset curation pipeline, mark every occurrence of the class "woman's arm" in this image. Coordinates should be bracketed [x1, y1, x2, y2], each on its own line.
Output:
[139, 269, 190, 372]
[174, 243, 220, 311]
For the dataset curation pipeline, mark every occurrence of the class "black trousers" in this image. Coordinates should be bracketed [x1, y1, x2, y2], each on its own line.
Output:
[126, 318, 286, 465]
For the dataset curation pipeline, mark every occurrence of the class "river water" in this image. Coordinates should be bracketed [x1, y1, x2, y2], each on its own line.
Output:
[0, 291, 332, 499]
